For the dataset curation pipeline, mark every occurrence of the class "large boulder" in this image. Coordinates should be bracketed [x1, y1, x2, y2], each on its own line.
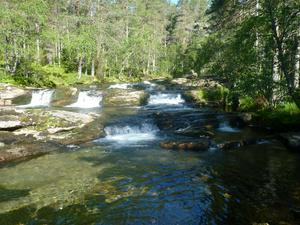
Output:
[103, 89, 149, 107]
[160, 140, 210, 151]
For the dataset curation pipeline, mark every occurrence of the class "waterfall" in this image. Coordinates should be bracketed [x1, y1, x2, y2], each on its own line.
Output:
[19, 89, 54, 107]
[66, 91, 102, 108]
[147, 93, 185, 105]
[218, 121, 240, 133]
[102, 122, 159, 142]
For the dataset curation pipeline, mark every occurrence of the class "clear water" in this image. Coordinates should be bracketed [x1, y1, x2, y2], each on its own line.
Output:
[1, 87, 300, 225]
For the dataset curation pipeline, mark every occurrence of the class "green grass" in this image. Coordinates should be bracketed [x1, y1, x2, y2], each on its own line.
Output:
[0, 70, 18, 85]
[192, 86, 229, 105]
[254, 102, 300, 130]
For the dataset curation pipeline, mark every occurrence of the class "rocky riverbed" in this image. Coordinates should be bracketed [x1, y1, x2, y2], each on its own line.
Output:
[1, 80, 300, 165]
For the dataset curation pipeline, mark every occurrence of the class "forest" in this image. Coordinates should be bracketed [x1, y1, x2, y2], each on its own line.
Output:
[1, 0, 300, 110]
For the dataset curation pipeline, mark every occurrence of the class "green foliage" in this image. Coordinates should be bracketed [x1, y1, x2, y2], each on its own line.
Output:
[255, 102, 300, 130]
[239, 97, 257, 111]
[203, 86, 229, 103]
[0, 70, 16, 85]
[192, 86, 229, 106]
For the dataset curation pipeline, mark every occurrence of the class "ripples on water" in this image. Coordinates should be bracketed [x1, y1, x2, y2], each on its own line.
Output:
[1, 84, 300, 225]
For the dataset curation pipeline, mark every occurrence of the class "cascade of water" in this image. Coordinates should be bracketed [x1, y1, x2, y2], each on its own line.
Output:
[101, 122, 159, 142]
[217, 121, 240, 133]
[147, 93, 185, 105]
[19, 89, 54, 107]
[66, 91, 102, 108]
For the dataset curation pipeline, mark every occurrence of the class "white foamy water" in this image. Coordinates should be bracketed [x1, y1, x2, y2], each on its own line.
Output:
[142, 81, 157, 91]
[19, 89, 54, 108]
[148, 93, 185, 105]
[218, 121, 240, 133]
[66, 91, 102, 109]
[100, 123, 159, 143]
[66, 91, 102, 108]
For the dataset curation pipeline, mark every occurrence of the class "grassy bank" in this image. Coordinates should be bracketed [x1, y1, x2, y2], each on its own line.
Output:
[187, 85, 300, 131]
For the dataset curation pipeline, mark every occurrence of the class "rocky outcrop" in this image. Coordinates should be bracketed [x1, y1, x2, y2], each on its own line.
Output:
[171, 78, 222, 89]
[103, 89, 149, 106]
[0, 83, 29, 106]
[0, 115, 33, 131]
[160, 140, 210, 151]
[0, 107, 104, 163]
[50, 87, 78, 107]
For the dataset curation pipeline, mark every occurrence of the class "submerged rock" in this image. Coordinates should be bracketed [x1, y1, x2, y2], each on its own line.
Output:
[160, 140, 210, 151]
[0, 142, 58, 164]
[279, 132, 300, 151]
[217, 138, 270, 151]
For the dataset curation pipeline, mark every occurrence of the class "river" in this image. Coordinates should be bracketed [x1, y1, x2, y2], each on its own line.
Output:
[0, 81, 299, 225]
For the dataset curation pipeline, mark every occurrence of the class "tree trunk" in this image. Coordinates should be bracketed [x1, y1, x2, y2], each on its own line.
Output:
[36, 38, 40, 63]
[91, 59, 95, 78]
[78, 57, 82, 79]
[266, 3, 300, 108]
[4, 36, 10, 73]
[58, 41, 62, 67]
[271, 50, 280, 105]
[295, 31, 300, 89]
[152, 54, 156, 71]
[12, 38, 18, 75]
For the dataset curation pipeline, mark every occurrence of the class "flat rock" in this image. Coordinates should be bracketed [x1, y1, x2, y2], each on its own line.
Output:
[48, 110, 94, 124]
[0, 115, 32, 131]
[104, 89, 148, 106]
[0, 84, 28, 100]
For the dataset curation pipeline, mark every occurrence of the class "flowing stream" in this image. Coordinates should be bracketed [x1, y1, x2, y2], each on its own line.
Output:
[1, 82, 300, 225]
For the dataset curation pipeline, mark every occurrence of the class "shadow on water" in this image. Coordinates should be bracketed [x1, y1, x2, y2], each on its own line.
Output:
[0, 186, 30, 203]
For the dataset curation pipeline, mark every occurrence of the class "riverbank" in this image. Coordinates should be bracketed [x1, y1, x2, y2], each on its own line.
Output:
[170, 77, 300, 151]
